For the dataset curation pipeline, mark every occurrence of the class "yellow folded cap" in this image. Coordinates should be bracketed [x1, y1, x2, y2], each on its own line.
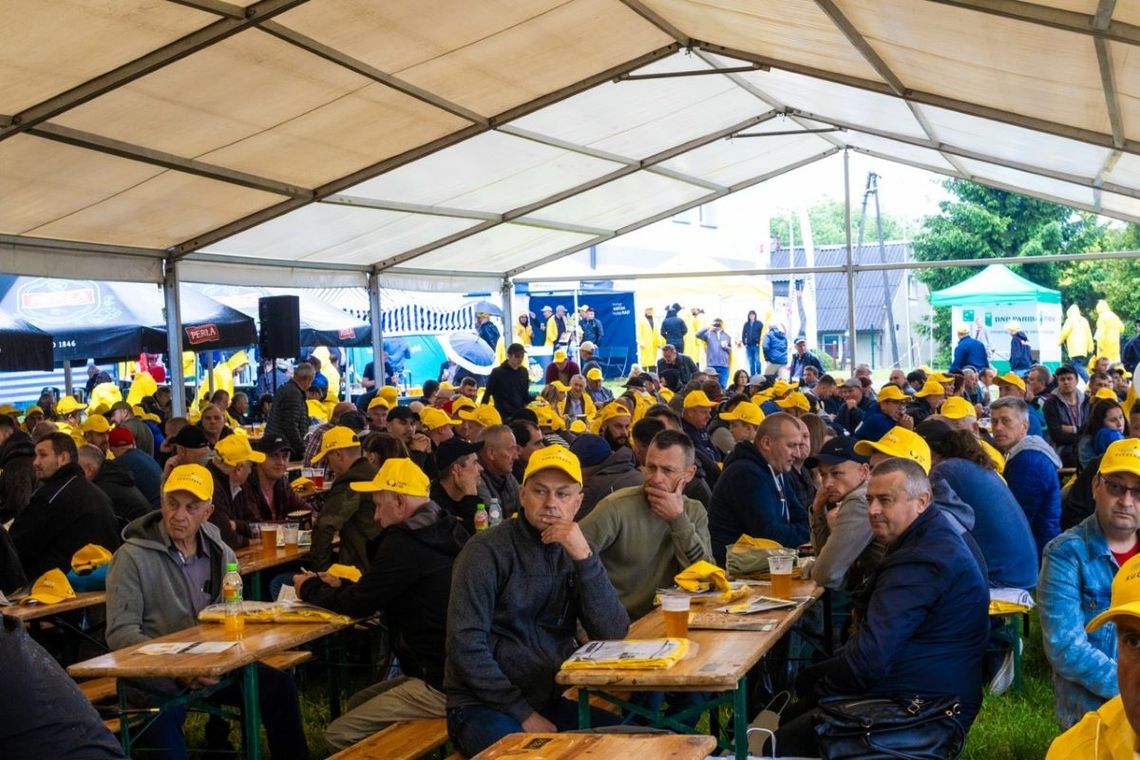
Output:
[22, 569, 76, 605]
[325, 564, 363, 583]
[734, 535, 784, 550]
[675, 560, 731, 593]
[71, 544, 113, 575]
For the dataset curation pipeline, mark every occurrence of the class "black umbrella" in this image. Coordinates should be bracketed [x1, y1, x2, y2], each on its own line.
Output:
[0, 306, 53, 371]
[0, 276, 256, 363]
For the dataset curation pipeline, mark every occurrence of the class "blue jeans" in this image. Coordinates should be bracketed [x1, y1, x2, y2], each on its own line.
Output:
[711, 366, 729, 387]
[1072, 355, 1090, 382]
[746, 345, 760, 376]
[447, 698, 620, 757]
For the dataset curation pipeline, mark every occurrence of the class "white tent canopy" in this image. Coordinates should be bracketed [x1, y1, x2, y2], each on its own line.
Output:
[3, 0, 1140, 291]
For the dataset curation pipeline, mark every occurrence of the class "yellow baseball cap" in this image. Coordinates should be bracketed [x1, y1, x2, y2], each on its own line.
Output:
[420, 406, 460, 432]
[450, 396, 477, 415]
[81, 416, 111, 433]
[596, 403, 632, 427]
[215, 434, 267, 466]
[586, 367, 603, 381]
[367, 395, 392, 411]
[523, 444, 583, 485]
[458, 405, 502, 427]
[553, 349, 568, 362]
[914, 379, 946, 399]
[774, 391, 809, 412]
[939, 396, 976, 420]
[854, 426, 932, 473]
[750, 390, 774, 405]
[163, 463, 214, 501]
[719, 401, 764, 426]
[771, 379, 799, 396]
[956, 325, 969, 336]
[551, 380, 570, 392]
[996, 372, 1026, 392]
[1098, 438, 1140, 479]
[1088, 553, 1140, 632]
[312, 426, 360, 463]
[529, 402, 556, 428]
[23, 405, 43, 416]
[22, 569, 76, 605]
[438, 381, 456, 391]
[1094, 388, 1120, 402]
[351, 457, 430, 497]
[683, 390, 718, 408]
[930, 372, 956, 384]
[56, 395, 87, 415]
[877, 385, 907, 403]
[379, 386, 400, 405]
[569, 419, 587, 434]
[0, 404, 19, 416]
[72, 544, 113, 574]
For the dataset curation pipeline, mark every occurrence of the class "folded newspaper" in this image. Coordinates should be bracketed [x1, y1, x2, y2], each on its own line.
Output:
[562, 638, 690, 670]
[198, 601, 352, 625]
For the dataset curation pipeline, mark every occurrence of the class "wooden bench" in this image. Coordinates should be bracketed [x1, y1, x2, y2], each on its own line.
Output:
[328, 719, 449, 760]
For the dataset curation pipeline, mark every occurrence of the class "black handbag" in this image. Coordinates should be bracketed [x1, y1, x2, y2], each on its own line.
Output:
[815, 694, 965, 760]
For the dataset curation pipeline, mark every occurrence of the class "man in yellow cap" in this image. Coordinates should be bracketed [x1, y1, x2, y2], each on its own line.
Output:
[293, 458, 469, 751]
[1039, 439, 1140, 730]
[681, 389, 721, 467]
[10, 432, 120, 580]
[708, 413, 810, 564]
[904, 378, 946, 426]
[366, 394, 391, 433]
[310, 426, 379, 573]
[1048, 552, 1140, 757]
[584, 366, 613, 405]
[205, 435, 266, 550]
[543, 347, 580, 387]
[106, 463, 309, 757]
[595, 402, 632, 452]
[81, 414, 112, 454]
[444, 446, 629, 756]
[559, 373, 596, 423]
[720, 400, 765, 445]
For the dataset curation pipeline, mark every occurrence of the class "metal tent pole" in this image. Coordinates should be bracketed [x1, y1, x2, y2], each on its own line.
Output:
[163, 259, 186, 416]
[843, 150, 857, 373]
[369, 272, 385, 386]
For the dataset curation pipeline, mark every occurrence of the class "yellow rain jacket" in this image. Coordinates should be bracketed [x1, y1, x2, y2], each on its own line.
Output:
[637, 313, 663, 369]
[1059, 304, 1094, 360]
[514, 320, 533, 347]
[1095, 300, 1125, 365]
[683, 311, 704, 360]
[310, 347, 339, 403]
[1046, 695, 1136, 759]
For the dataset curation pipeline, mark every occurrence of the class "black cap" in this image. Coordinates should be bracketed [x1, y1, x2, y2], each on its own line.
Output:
[171, 425, 209, 449]
[624, 376, 647, 389]
[387, 406, 419, 423]
[338, 410, 368, 433]
[436, 438, 484, 473]
[805, 435, 869, 468]
[253, 431, 293, 456]
[915, 418, 954, 454]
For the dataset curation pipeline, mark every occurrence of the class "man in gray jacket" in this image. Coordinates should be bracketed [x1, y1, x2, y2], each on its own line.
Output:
[445, 446, 630, 756]
[805, 436, 881, 591]
[105, 464, 309, 759]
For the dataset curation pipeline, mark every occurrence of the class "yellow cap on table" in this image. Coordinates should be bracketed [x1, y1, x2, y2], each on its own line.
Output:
[22, 569, 76, 605]
[215, 435, 266, 466]
[311, 426, 359, 463]
[164, 463, 214, 501]
[523, 445, 583, 485]
[71, 544, 113, 574]
[351, 457, 430, 497]
[854, 426, 932, 473]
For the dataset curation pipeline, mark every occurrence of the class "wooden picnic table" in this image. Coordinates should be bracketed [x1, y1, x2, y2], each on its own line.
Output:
[69, 619, 347, 759]
[236, 542, 311, 576]
[471, 732, 716, 759]
[1, 590, 107, 623]
[557, 578, 821, 760]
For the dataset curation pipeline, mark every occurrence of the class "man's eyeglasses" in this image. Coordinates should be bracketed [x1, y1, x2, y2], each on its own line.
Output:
[1100, 475, 1140, 502]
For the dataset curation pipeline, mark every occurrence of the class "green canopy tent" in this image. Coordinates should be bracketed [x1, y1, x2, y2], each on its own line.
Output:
[929, 264, 1063, 370]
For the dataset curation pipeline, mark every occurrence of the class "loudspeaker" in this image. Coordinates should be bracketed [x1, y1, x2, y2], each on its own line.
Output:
[258, 296, 300, 359]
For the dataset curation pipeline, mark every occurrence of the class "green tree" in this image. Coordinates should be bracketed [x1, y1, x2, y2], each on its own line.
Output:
[912, 179, 1111, 343]
[770, 197, 907, 247]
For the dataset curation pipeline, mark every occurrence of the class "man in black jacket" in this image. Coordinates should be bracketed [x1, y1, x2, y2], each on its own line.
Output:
[266, 361, 315, 457]
[482, 343, 532, 420]
[10, 433, 120, 579]
[76, 444, 150, 527]
[295, 458, 467, 752]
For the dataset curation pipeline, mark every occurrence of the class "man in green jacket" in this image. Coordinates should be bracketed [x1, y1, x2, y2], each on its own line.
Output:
[310, 426, 379, 572]
[579, 429, 711, 619]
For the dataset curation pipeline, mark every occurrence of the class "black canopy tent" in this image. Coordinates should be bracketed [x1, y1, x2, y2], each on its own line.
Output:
[0, 276, 257, 364]
[193, 285, 371, 347]
[0, 307, 53, 371]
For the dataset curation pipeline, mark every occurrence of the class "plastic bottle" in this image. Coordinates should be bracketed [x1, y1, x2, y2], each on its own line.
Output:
[222, 562, 244, 640]
[488, 498, 503, 527]
[473, 503, 489, 532]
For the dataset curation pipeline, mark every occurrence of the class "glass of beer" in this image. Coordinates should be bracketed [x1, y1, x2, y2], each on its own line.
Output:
[661, 594, 692, 639]
[260, 523, 279, 556]
[769, 555, 795, 599]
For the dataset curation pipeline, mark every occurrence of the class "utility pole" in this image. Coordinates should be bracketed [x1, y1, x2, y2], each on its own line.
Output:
[853, 172, 900, 368]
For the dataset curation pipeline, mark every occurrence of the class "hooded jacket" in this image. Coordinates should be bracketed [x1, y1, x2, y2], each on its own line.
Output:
[311, 456, 379, 572]
[1044, 387, 1087, 463]
[299, 502, 467, 691]
[1005, 434, 1063, 557]
[1046, 695, 1134, 759]
[0, 431, 36, 522]
[950, 335, 990, 371]
[105, 512, 236, 649]
[1009, 330, 1033, 373]
[820, 506, 990, 728]
[708, 441, 808, 563]
[444, 514, 630, 722]
[1060, 304, 1094, 358]
[265, 378, 309, 458]
[10, 462, 121, 579]
[92, 459, 151, 527]
[660, 309, 688, 349]
[578, 447, 643, 519]
[763, 327, 788, 365]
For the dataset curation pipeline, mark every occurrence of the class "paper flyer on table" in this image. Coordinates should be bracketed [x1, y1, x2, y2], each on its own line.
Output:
[136, 641, 238, 655]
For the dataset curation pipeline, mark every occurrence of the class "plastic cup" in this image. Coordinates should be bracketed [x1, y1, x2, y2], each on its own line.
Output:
[248, 522, 261, 546]
[769, 554, 795, 599]
[661, 594, 692, 639]
[260, 523, 279, 555]
[283, 522, 300, 546]
[312, 468, 324, 489]
[302, 466, 314, 481]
